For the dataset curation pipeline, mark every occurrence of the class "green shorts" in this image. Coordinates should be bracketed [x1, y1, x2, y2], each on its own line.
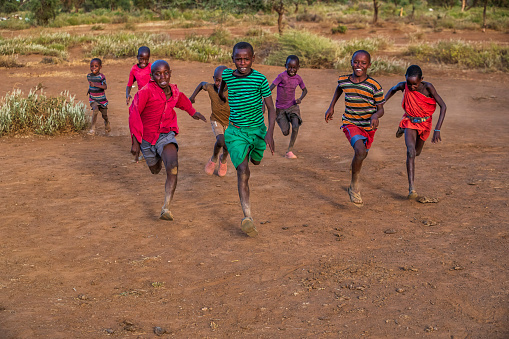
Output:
[224, 124, 267, 168]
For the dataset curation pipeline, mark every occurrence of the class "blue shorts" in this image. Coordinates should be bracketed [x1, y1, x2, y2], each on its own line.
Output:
[140, 132, 178, 167]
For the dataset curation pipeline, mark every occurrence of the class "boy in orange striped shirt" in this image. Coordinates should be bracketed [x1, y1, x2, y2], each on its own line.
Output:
[324, 50, 385, 205]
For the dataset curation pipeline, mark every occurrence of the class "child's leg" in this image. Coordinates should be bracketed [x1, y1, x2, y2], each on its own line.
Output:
[350, 139, 368, 193]
[160, 143, 178, 220]
[100, 107, 111, 133]
[288, 116, 300, 152]
[276, 110, 290, 136]
[237, 152, 252, 219]
[237, 151, 259, 237]
[88, 103, 99, 134]
[404, 129, 419, 197]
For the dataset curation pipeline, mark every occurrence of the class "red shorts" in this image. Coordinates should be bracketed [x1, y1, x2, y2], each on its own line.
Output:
[342, 124, 376, 150]
[399, 116, 432, 141]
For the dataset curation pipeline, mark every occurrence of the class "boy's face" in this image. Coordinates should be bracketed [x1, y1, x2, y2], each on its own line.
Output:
[137, 52, 150, 69]
[213, 75, 222, 88]
[351, 52, 370, 78]
[406, 75, 422, 91]
[90, 60, 101, 75]
[286, 59, 300, 77]
[151, 63, 172, 89]
[232, 48, 254, 75]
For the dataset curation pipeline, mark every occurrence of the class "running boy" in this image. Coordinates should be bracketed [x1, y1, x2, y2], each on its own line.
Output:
[384, 65, 446, 199]
[268, 55, 307, 159]
[126, 46, 152, 106]
[87, 58, 110, 135]
[129, 60, 207, 220]
[218, 42, 276, 237]
[324, 50, 385, 205]
[189, 65, 231, 177]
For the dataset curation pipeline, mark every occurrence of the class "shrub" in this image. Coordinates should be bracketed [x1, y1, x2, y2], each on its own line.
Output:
[91, 24, 105, 31]
[407, 40, 509, 71]
[331, 24, 348, 34]
[0, 89, 88, 136]
[265, 30, 340, 68]
[0, 55, 24, 68]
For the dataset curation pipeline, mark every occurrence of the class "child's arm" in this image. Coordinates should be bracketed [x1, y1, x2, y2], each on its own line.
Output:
[370, 104, 385, 129]
[263, 84, 277, 113]
[384, 81, 405, 102]
[218, 80, 227, 102]
[324, 85, 343, 123]
[189, 82, 207, 103]
[126, 69, 136, 105]
[426, 82, 447, 144]
[126, 86, 133, 106]
[296, 87, 308, 104]
[89, 81, 107, 90]
[264, 96, 277, 154]
[129, 91, 149, 163]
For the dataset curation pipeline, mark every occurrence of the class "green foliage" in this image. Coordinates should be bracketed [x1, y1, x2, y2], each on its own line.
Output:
[28, 0, 59, 25]
[265, 30, 341, 68]
[331, 24, 348, 34]
[407, 40, 509, 71]
[0, 89, 88, 136]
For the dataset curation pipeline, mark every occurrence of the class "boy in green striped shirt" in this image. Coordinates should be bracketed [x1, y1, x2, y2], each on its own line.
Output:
[218, 42, 276, 237]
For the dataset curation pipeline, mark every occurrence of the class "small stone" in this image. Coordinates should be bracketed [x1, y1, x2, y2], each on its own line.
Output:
[384, 229, 397, 234]
[282, 227, 289, 230]
[201, 307, 208, 311]
[77, 294, 87, 300]
[104, 328, 115, 335]
[153, 326, 167, 336]
[396, 288, 404, 293]
[302, 224, 309, 227]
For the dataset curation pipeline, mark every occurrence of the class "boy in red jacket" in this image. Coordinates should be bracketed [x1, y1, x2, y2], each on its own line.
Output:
[129, 60, 206, 220]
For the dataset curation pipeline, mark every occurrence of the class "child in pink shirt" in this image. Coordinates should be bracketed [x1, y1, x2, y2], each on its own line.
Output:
[126, 46, 152, 106]
[269, 55, 307, 159]
[129, 60, 207, 221]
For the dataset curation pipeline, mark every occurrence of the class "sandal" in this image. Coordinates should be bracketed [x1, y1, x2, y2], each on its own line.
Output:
[241, 217, 258, 237]
[348, 186, 363, 205]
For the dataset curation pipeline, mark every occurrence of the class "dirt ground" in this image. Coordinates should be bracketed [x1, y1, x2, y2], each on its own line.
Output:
[0, 24, 508, 338]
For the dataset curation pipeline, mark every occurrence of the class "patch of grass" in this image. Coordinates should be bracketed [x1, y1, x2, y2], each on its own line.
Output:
[89, 33, 231, 63]
[90, 24, 104, 31]
[40, 56, 61, 64]
[0, 55, 24, 68]
[0, 89, 88, 136]
[265, 30, 340, 69]
[331, 24, 348, 34]
[407, 40, 509, 71]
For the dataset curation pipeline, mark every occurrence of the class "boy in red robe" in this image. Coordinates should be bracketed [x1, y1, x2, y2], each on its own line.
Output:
[129, 60, 206, 220]
[385, 65, 447, 199]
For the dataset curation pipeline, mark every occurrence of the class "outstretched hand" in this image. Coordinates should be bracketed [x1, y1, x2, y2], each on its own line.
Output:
[192, 112, 207, 122]
[126, 95, 132, 106]
[265, 131, 275, 155]
[431, 130, 441, 143]
[325, 108, 334, 123]
[131, 138, 141, 163]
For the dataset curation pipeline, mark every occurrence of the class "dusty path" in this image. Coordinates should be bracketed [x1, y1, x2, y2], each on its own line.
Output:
[0, 56, 508, 338]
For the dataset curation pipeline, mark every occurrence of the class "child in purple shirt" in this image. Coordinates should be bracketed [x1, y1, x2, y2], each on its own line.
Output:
[269, 55, 308, 158]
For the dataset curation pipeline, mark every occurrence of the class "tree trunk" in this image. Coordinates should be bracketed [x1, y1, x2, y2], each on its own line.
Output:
[295, 3, 299, 14]
[462, 0, 466, 11]
[373, 0, 379, 24]
[482, 0, 488, 32]
[277, 10, 284, 34]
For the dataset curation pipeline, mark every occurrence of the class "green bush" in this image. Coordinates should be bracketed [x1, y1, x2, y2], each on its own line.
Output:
[407, 40, 509, 71]
[0, 89, 88, 136]
[331, 24, 348, 34]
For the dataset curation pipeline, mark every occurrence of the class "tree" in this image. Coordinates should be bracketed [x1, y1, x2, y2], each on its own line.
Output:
[482, 0, 488, 32]
[28, 0, 58, 25]
[373, 0, 380, 24]
[267, 0, 297, 34]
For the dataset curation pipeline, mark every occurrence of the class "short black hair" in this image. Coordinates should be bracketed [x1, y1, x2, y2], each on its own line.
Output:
[138, 46, 150, 56]
[285, 55, 299, 66]
[405, 65, 422, 79]
[90, 58, 102, 66]
[232, 42, 254, 56]
[352, 50, 371, 63]
[151, 59, 170, 73]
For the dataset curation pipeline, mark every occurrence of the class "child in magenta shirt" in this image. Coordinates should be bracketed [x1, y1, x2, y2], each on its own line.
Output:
[269, 55, 307, 159]
[126, 46, 152, 106]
